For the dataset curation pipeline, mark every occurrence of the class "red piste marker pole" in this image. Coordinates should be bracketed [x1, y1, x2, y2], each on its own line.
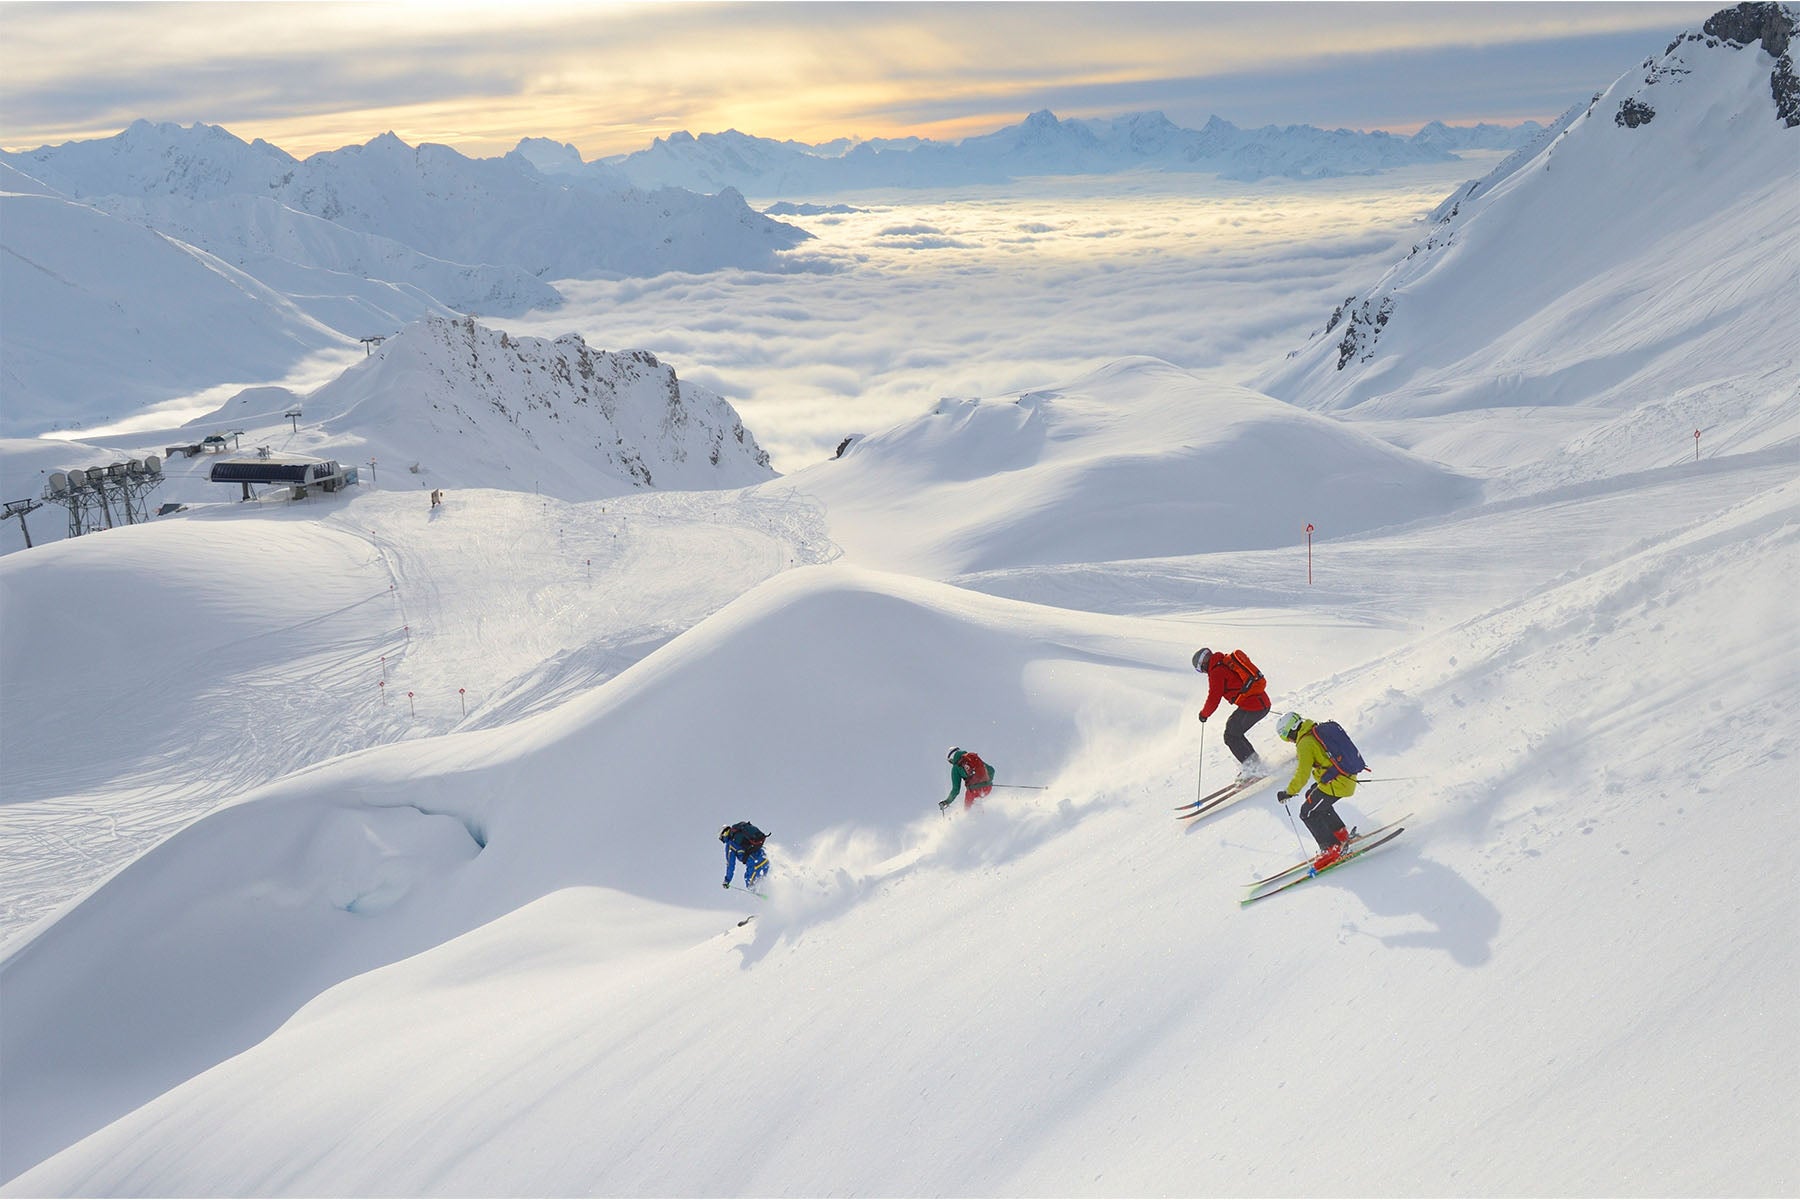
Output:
[1694, 429, 1701, 461]
[1305, 523, 1315, 585]
[459, 687, 467, 716]
[378, 680, 386, 703]
[408, 691, 416, 717]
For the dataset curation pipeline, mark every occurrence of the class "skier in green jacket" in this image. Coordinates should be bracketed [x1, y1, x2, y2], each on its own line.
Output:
[939, 747, 995, 811]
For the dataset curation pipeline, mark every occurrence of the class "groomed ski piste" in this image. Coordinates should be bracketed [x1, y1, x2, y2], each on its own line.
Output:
[4, 12, 1799, 1197]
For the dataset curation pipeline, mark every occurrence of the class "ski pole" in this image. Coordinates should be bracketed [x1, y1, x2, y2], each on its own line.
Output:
[1354, 776, 1428, 783]
[1197, 719, 1206, 804]
[989, 784, 1048, 791]
[1281, 797, 1309, 857]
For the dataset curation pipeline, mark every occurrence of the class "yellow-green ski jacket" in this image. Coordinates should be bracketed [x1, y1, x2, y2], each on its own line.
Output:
[1286, 719, 1358, 799]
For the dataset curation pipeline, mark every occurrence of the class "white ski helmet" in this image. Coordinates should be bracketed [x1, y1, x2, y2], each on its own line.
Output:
[719, 824, 733, 842]
[1193, 648, 1212, 672]
[1276, 712, 1304, 741]
[947, 746, 963, 764]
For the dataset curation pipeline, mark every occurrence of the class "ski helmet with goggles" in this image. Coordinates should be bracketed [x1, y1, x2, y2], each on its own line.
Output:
[947, 746, 963, 764]
[1192, 648, 1212, 672]
[719, 825, 733, 841]
[1276, 712, 1304, 741]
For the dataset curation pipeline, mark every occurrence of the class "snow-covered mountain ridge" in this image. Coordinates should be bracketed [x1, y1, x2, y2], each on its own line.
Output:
[587, 108, 1546, 195]
[0, 123, 809, 436]
[1259, 0, 1800, 463]
[1, 121, 809, 281]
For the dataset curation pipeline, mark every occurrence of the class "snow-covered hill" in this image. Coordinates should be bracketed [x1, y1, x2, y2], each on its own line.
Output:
[1259, 2, 1800, 451]
[782, 357, 1479, 577]
[261, 314, 777, 498]
[598, 108, 1541, 195]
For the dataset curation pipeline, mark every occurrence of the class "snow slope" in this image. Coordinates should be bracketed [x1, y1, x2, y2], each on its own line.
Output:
[0, 182, 355, 435]
[3, 433, 1793, 1195]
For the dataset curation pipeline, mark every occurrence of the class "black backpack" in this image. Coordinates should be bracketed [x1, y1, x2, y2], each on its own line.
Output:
[729, 822, 767, 852]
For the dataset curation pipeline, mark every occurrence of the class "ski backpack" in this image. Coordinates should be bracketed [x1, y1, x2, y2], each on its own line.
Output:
[1307, 721, 1368, 787]
[956, 751, 990, 785]
[728, 822, 767, 852]
[1221, 649, 1266, 701]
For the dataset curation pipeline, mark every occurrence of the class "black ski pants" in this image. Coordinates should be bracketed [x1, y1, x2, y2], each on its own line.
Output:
[1223, 705, 1268, 764]
[1300, 786, 1349, 850]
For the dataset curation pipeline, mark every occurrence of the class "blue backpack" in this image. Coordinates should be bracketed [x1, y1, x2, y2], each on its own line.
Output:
[1309, 721, 1369, 787]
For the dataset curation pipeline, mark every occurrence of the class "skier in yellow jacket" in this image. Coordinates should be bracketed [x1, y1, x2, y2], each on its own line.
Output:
[1274, 711, 1359, 869]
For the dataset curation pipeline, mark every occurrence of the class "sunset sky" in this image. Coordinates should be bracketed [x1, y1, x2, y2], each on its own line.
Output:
[2, 1, 1716, 159]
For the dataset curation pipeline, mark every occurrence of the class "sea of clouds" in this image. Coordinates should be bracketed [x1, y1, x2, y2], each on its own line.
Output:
[491, 158, 1491, 472]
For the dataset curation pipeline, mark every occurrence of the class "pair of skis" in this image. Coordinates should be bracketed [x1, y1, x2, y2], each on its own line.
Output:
[1239, 813, 1412, 904]
[1173, 772, 1271, 821]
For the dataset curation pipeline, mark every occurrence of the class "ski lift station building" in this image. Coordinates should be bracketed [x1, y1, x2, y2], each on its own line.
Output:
[207, 456, 353, 501]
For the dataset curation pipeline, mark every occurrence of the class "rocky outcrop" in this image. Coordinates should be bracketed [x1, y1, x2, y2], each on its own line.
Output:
[1334, 297, 1394, 370]
[1615, 98, 1657, 127]
[1702, 2, 1794, 56]
[1697, 2, 1800, 126]
[1773, 52, 1800, 125]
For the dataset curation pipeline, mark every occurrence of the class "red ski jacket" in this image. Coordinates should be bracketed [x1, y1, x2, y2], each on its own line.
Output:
[1199, 654, 1271, 719]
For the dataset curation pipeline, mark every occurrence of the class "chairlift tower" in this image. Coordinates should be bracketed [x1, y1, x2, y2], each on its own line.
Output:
[111, 458, 164, 524]
[41, 456, 163, 538]
[2, 497, 43, 548]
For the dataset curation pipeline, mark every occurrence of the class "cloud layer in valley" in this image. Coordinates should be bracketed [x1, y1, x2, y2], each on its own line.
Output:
[495, 162, 1484, 471]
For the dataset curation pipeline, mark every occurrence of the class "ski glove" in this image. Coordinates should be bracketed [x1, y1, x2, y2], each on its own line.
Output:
[938, 799, 953, 811]
[1197, 713, 1208, 723]
[1276, 791, 1292, 803]
[722, 880, 731, 888]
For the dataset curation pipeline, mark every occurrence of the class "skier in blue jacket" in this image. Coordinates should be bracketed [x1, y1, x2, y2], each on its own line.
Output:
[720, 822, 769, 890]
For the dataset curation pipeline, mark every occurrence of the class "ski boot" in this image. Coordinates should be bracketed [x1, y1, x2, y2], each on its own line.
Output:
[1309, 828, 1352, 872]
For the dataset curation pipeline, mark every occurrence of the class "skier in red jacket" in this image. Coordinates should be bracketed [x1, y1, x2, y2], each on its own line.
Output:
[1194, 647, 1271, 782]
